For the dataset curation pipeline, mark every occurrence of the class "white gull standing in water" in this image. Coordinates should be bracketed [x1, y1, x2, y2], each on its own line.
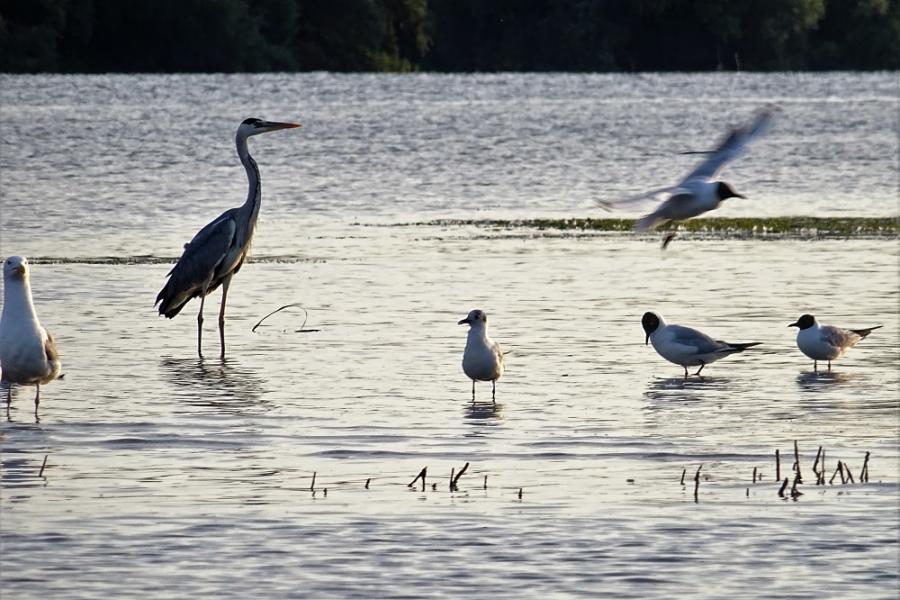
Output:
[788, 314, 881, 372]
[458, 309, 505, 403]
[0, 256, 62, 414]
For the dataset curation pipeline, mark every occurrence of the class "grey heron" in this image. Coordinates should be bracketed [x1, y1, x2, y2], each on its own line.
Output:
[156, 118, 300, 358]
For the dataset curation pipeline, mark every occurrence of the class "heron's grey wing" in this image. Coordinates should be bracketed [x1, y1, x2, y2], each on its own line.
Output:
[156, 214, 237, 316]
[680, 109, 774, 183]
[668, 325, 725, 355]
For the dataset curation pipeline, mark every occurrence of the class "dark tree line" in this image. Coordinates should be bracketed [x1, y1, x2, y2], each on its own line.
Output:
[1, 0, 898, 72]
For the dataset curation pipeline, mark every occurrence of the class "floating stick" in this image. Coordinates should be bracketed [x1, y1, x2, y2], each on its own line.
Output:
[483, 475, 488, 490]
[790, 474, 803, 499]
[829, 462, 842, 484]
[365, 478, 370, 489]
[860, 451, 870, 483]
[518, 488, 523, 499]
[752, 467, 757, 483]
[310, 471, 316, 492]
[775, 449, 780, 481]
[680, 468, 686, 485]
[812, 446, 823, 485]
[251, 303, 320, 333]
[38, 455, 48, 477]
[844, 463, 855, 484]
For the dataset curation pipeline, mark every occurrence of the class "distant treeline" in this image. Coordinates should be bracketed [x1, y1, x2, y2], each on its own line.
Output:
[2, 0, 898, 73]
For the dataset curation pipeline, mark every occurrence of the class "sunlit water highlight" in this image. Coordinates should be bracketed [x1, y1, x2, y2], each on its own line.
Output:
[1, 73, 898, 598]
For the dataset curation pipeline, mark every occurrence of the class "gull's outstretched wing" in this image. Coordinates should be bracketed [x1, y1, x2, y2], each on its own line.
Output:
[679, 109, 775, 183]
[596, 186, 678, 212]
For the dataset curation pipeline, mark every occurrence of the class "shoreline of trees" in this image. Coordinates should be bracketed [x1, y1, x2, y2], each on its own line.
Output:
[2, 0, 898, 74]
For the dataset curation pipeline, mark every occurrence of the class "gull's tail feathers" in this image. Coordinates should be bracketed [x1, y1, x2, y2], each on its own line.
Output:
[850, 325, 882, 338]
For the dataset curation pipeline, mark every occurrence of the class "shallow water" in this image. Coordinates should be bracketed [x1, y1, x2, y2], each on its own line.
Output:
[1, 73, 898, 598]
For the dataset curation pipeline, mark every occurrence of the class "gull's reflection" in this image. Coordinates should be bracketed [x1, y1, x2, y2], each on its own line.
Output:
[159, 356, 267, 412]
[463, 401, 504, 432]
[796, 370, 852, 392]
[642, 376, 713, 404]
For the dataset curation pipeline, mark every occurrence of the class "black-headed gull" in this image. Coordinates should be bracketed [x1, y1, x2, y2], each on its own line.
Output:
[642, 312, 761, 378]
[0, 256, 62, 414]
[602, 109, 775, 234]
[458, 309, 505, 402]
[788, 314, 881, 372]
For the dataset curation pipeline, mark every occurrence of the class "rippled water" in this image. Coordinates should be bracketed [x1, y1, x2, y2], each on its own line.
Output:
[1, 73, 898, 598]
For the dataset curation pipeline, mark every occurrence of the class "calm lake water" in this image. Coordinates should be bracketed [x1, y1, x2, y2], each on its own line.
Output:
[1, 73, 898, 599]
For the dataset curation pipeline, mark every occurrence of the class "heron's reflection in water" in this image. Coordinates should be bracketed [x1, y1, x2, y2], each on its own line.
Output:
[160, 356, 267, 412]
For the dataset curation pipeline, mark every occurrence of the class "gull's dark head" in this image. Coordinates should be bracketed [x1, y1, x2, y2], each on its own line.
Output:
[717, 181, 746, 201]
[238, 117, 301, 138]
[458, 309, 488, 326]
[642, 312, 661, 344]
[3, 255, 28, 280]
[788, 314, 816, 330]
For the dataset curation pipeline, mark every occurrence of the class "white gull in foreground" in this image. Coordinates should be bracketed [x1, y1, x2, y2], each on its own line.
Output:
[0, 256, 62, 413]
[642, 312, 761, 379]
[788, 314, 881, 372]
[458, 309, 505, 402]
[601, 109, 775, 238]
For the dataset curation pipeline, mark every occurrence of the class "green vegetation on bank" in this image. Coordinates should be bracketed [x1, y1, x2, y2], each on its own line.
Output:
[407, 217, 899, 237]
[2, 0, 898, 73]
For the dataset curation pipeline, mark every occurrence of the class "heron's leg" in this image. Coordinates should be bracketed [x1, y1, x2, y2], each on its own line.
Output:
[827, 360, 831, 372]
[471, 380, 475, 402]
[683, 366, 689, 379]
[34, 384, 40, 410]
[6, 384, 10, 406]
[492, 380, 496, 404]
[694, 362, 705, 377]
[197, 293, 207, 358]
[218, 274, 232, 359]
[813, 360, 818, 373]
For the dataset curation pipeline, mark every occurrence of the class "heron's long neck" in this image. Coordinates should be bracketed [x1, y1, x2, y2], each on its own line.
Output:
[236, 134, 262, 224]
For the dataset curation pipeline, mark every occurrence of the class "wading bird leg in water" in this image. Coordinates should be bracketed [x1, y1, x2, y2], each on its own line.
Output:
[814, 360, 818, 373]
[694, 362, 706, 377]
[827, 360, 831, 372]
[683, 366, 689, 380]
[218, 274, 232, 359]
[492, 380, 496, 404]
[471, 380, 475, 402]
[197, 293, 207, 358]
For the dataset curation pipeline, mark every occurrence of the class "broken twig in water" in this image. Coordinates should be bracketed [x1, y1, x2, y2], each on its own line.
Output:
[518, 488, 523, 499]
[752, 467, 757, 483]
[793, 440, 802, 484]
[693, 465, 702, 502]
[251, 303, 320, 333]
[844, 462, 855, 484]
[450, 462, 469, 491]
[364, 478, 370, 489]
[830, 461, 846, 484]
[790, 473, 803, 499]
[408, 467, 427, 492]
[310, 471, 316, 492]
[680, 468, 686, 485]
[38, 455, 48, 477]
[775, 449, 780, 481]
[483, 475, 488, 490]
[860, 452, 870, 483]
[812, 446, 823, 485]
[778, 477, 789, 497]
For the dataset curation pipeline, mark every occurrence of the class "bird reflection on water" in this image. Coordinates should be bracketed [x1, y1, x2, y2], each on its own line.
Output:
[795, 370, 852, 392]
[159, 357, 266, 411]
[464, 401, 504, 426]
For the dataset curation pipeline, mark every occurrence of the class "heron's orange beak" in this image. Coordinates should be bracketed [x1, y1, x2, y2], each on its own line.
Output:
[269, 121, 301, 131]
